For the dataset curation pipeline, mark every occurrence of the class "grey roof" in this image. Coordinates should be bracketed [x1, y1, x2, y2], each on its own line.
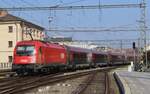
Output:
[0, 14, 44, 30]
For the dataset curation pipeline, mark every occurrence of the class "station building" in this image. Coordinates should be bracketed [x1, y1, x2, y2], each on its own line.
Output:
[0, 10, 45, 69]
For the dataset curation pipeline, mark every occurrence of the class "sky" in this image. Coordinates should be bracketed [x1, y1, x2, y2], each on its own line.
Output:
[0, 0, 150, 47]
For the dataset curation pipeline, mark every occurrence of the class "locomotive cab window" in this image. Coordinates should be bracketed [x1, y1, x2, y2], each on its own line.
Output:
[16, 45, 35, 56]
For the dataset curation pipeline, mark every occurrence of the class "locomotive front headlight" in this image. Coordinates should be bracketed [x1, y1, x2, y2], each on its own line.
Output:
[33, 50, 36, 55]
[30, 56, 36, 63]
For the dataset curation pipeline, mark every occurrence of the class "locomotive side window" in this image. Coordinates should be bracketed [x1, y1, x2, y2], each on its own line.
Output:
[16, 45, 35, 56]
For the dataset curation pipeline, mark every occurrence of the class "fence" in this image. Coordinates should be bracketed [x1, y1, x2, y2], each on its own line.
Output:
[0, 62, 12, 70]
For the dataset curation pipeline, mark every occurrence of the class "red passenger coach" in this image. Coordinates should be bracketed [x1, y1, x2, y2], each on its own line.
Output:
[108, 52, 125, 65]
[92, 51, 108, 67]
[12, 40, 68, 74]
[66, 46, 92, 69]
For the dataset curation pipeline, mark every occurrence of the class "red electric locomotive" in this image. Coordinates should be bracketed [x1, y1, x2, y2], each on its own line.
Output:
[13, 40, 68, 74]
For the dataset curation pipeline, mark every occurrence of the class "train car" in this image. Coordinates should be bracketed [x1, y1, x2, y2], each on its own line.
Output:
[126, 54, 134, 63]
[92, 50, 108, 67]
[66, 46, 92, 69]
[12, 40, 68, 74]
[108, 52, 125, 65]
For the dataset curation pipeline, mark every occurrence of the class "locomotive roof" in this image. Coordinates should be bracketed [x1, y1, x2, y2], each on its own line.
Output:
[17, 40, 39, 45]
[16, 40, 66, 49]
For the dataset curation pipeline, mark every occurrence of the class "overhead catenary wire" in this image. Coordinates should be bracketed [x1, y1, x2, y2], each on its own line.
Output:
[46, 28, 150, 32]
[20, 0, 36, 7]
[98, 0, 102, 24]
[0, 1, 148, 47]
[0, 3, 144, 11]
[58, 0, 88, 6]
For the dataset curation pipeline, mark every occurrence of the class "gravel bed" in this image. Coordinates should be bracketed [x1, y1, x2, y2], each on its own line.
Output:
[24, 75, 89, 94]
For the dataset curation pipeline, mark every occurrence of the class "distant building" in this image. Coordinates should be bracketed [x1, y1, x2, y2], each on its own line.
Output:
[0, 10, 45, 65]
[48, 36, 101, 49]
[94, 46, 112, 52]
[50, 36, 72, 42]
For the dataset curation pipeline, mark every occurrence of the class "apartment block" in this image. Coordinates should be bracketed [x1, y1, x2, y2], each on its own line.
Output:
[0, 10, 45, 64]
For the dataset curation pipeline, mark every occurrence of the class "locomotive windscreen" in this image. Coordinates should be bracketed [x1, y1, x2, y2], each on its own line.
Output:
[16, 45, 35, 56]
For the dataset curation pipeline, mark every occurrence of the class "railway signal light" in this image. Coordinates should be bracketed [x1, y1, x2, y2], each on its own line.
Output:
[133, 42, 136, 49]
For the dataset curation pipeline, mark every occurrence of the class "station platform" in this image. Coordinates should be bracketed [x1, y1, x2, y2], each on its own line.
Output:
[115, 71, 150, 94]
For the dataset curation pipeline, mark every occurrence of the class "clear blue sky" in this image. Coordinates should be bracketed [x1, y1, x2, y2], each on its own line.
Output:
[0, 0, 149, 42]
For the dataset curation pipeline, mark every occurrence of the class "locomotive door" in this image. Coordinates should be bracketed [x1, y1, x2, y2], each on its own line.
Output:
[65, 46, 71, 65]
[38, 47, 43, 64]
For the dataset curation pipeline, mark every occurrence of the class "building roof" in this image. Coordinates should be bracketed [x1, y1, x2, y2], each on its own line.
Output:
[0, 11, 44, 30]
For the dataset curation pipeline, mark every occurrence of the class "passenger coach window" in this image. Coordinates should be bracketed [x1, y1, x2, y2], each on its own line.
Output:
[16, 46, 35, 56]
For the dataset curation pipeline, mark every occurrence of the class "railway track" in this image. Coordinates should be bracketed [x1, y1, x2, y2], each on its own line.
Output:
[0, 67, 117, 94]
[0, 71, 16, 78]
[0, 72, 62, 94]
[71, 71, 110, 94]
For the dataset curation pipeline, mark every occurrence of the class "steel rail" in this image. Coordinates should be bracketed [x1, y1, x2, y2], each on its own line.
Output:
[0, 67, 115, 94]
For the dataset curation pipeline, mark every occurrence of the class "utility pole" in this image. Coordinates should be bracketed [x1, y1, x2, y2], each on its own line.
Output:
[140, 0, 147, 69]
[120, 40, 123, 53]
[47, 16, 53, 40]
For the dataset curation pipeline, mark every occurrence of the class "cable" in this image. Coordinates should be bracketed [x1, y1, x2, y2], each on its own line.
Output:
[20, 0, 36, 6]
[98, 0, 102, 24]
[59, 0, 63, 4]
[58, 0, 88, 6]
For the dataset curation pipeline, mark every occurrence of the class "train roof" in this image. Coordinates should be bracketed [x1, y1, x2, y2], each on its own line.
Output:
[16, 40, 41, 45]
[109, 51, 124, 56]
[92, 50, 108, 55]
[66, 46, 92, 53]
[16, 40, 66, 49]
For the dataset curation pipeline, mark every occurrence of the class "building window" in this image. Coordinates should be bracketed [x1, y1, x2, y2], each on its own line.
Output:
[8, 56, 13, 63]
[25, 28, 29, 38]
[37, 31, 39, 37]
[8, 41, 13, 47]
[8, 26, 13, 33]
[40, 32, 42, 38]
[33, 30, 36, 37]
